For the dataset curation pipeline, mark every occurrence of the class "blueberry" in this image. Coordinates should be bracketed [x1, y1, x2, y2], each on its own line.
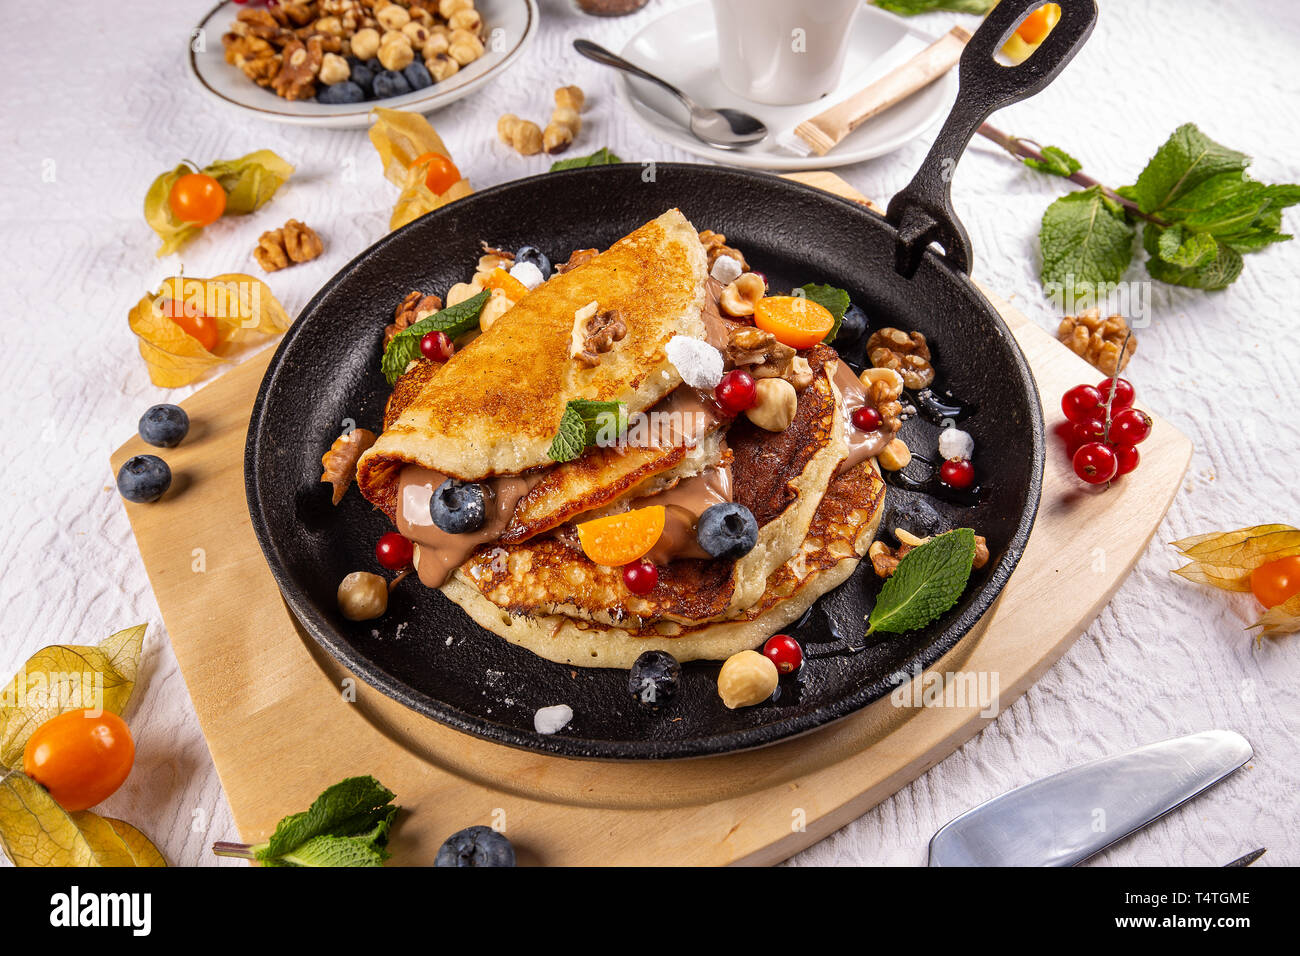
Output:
[696, 502, 758, 559]
[430, 479, 486, 534]
[435, 826, 516, 867]
[138, 404, 189, 448]
[403, 61, 432, 91]
[349, 61, 375, 94]
[835, 302, 868, 345]
[513, 245, 552, 280]
[372, 70, 411, 99]
[628, 650, 681, 705]
[317, 81, 365, 105]
[116, 455, 172, 503]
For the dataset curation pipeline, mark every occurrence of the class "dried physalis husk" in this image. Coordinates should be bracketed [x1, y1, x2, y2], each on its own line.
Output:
[128, 274, 291, 387]
[321, 428, 377, 505]
[1170, 524, 1300, 592]
[1172, 524, 1300, 641]
[368, 107, 472, 229]
[1252, 594, 1300, 638]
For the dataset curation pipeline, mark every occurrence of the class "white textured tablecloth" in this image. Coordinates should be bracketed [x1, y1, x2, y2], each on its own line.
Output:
[2, 0, 1296, 868]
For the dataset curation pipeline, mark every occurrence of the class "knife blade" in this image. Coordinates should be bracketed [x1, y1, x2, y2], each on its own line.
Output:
[928, 729, 1253, 866]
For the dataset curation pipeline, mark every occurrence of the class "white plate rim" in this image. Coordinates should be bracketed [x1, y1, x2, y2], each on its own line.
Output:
[187, 0, 539, 129]
[614, 2, 956, 170]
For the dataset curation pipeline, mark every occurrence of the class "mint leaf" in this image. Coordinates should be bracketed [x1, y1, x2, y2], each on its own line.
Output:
[258, 776, 396, 862]
[550, 148, 623, 172]
[278, 835, 386, 868]
[1143, 225, 1242, 291]
[868, 529, 977, 635]
[873, 0, 995, 14]
[1039, 186, 1136, 293]
[1156, 224, 1219, 268]
[1125, 124, 1250, 217]
[547, 399, 626, 462]
[795, 283, 851, 343]
[381, 290, 489, 385]
[1023, 145, 1081, 179]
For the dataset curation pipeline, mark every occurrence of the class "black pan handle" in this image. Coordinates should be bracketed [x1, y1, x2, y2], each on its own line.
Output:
[885, 0, 1098, 278]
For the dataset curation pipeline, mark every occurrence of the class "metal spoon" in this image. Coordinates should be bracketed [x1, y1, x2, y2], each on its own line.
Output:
[573, 39, 768, 150]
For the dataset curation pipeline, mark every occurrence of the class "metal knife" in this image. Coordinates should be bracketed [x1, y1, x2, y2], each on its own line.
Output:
[928, 729, 1253, 866]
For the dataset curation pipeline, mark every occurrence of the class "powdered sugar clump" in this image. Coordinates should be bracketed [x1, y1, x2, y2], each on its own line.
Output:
[509, 260, 545, 290]
[534, 704, 573, 735]
[665, 335, 724, 389]
[938, 427, 974, 461]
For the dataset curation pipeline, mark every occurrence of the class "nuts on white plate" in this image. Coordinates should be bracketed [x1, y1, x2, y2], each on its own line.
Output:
[319, 52, 350, 85]
[745, 377, 797, 432]
[378, 32, 415, 71]
[337, 572, 388, 621]
[350, 27, 380, 60]
[717, 650, 779, 709]
[719, 272, 766, 318]
[376, 3, 411, 31]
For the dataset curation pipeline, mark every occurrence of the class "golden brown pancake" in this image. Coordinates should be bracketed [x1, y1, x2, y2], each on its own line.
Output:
[441, 460, 886, 667]
[450, 347, 847, 627]
[356, 208, 708, 502]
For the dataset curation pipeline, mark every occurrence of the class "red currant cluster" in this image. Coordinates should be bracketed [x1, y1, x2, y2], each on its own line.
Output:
[1060, 378, 1152, 485]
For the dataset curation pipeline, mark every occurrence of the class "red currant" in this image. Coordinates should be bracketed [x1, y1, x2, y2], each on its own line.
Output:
[939, 457, 975, 489]
[1070, 417, 1107, 447]
[1109, 407, 1152, 446]
[375, 532, 414, 570]
[623, 559, 659, 595]
[420, 330, 454, 362]
[851, 405, 882, 432]
[762, 634, 803, 674]
[1073, 442, 1118, 484]
[1112, 443, 1140, 476]
[714, 368, 757, 415]
[1061, 384, 1104, 425]
[1096, 378, 1135, 410]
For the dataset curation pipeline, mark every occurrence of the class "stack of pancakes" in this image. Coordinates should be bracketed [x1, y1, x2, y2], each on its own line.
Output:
[357, 209, 885, 667]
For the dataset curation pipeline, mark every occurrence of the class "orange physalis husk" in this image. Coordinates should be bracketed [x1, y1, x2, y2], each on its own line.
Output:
[128, 273, 291, 387]
[369, 107, 472, 230]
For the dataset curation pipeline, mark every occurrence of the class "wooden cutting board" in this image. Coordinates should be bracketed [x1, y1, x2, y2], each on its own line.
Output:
[111, 173, 1191, 866]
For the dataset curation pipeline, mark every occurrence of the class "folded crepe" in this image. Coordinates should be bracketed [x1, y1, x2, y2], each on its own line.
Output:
[357, 208, 709, 511]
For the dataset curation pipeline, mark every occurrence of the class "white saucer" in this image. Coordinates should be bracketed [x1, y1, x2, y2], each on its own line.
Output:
[188, 0, 538, 128]
[615, 2, 957, 170]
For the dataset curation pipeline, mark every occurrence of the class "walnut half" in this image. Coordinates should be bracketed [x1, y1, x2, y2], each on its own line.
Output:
[572, 306, 627, 367]
[867, 328, 935, 390]
[384, 290, 443, 345]
[1058, 308, 1137, 375]
[254, 219, 323, 272]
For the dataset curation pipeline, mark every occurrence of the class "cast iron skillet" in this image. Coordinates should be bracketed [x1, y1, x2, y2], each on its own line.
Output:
[246, 0, 1096, 759]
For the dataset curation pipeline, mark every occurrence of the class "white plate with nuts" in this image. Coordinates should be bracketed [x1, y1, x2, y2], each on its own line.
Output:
[188, 0, 539, 128]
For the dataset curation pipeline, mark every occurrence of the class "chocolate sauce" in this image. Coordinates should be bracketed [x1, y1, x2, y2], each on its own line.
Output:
[882, 453, 982, 507]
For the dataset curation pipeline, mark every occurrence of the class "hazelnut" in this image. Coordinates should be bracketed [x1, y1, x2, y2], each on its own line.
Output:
[446, 279, 483, 306]
[439, 0, 473, 16]
[426, 52, 459, 81]
[375, 3, 411, 31]
[337, 571, 387, 621]
[319, 52, 350, 85]
[786, 355, 814, 390]
[423, 30, 450, 55]
[378, 33, 414, 71]
[878, 437, 912, 472]
[448, 8, 482, 34]
[478, 288, 513, 331]
[719, 273, 765, 318]
[717, 650, 778, 709]
[448, 30, 484, 64]
[555, 85, 585, 113]
[314, 15, 344, 36]
[859, 366, 904, 402]
[745, 377, 797, 432]
[350, 27, 380, 60]
[402, 21, 431, 50]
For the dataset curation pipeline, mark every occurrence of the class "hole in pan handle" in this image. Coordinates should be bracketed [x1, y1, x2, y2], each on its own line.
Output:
[884, 0, 1098, 279]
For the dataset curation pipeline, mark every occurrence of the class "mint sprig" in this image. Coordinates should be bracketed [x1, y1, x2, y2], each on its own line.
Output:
[546, 399, 626, 462]
[795, 283, 851, 343]
[381, 290, 490, 385]
[985, 123, 1300, 298]
[550, 148, 623, 172]
[211, 775, 398, 867]
[872, 0, 995, 14]
[867, 529, 977, 635]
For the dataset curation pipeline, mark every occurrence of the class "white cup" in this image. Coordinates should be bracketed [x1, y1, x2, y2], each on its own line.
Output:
[710, 0, 864, 106]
